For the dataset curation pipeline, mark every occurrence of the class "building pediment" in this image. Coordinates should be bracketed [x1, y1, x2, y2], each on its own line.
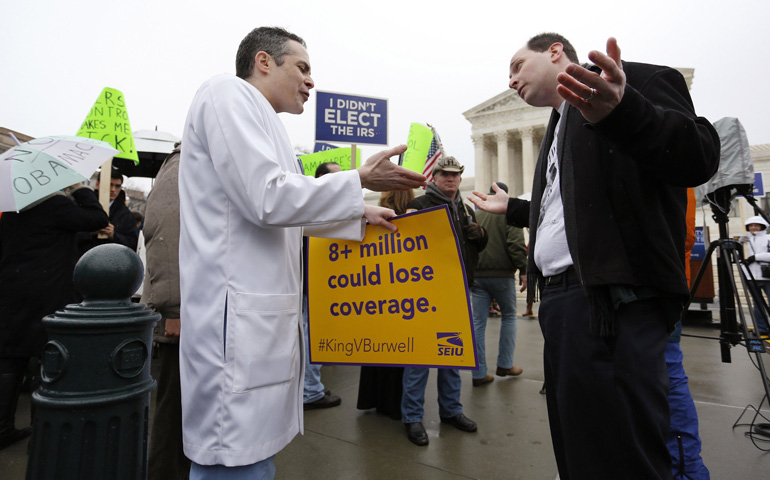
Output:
[463, 90, 529, 120]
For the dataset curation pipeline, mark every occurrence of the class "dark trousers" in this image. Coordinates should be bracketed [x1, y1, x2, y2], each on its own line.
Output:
[149, 342, 190, 480]
[539, 282, 672, 480]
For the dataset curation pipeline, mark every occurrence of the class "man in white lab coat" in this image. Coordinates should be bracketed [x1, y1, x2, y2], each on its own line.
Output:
[178, 26, 426, 479]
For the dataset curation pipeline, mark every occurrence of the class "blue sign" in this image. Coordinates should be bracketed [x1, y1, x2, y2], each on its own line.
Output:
[316, 91, 387, 145]
[691, 227, 707, 261]
[314, 142, 337, 152]
[754, 172, 764, 196]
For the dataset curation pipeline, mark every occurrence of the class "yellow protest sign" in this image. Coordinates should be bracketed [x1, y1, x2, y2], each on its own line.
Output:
[400, 123, 432, 174]
[76, 87, 138, 163]
[299, 147, 358, 176]
[307, 205, 477, 369]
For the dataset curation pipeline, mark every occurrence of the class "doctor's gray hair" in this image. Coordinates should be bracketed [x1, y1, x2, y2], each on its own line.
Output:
[236, 26, 307, 79]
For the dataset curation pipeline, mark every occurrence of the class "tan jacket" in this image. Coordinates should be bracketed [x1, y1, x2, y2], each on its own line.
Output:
[143, 144, 181, 344]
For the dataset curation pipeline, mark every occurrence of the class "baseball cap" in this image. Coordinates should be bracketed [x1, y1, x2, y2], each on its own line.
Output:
[433, 156, 464, 174]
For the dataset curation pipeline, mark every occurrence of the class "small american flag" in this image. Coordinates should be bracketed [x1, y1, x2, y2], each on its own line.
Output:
[422, 124, 445, 185]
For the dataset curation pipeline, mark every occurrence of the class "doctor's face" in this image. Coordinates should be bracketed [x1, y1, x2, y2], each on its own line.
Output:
[269, 40, 314, 114]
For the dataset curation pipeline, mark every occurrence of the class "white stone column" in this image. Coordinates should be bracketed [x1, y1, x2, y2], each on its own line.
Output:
[472, 134, 487, 192]
[495, 131, 510, 190]
[520, 126, 535, 195]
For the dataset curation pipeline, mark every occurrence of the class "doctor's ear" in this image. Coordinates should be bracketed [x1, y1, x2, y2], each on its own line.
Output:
[255, 51, 271, 74]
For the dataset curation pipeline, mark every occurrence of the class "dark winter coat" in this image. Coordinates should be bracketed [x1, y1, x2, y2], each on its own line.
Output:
[77, 188, 138, 256]
[506, 61, 720, 330]
[407, 184, 487, 285]
[0, 187, 109, 357]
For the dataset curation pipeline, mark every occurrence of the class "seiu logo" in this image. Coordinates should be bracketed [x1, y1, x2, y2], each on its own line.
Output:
[437, 332, 463, 356]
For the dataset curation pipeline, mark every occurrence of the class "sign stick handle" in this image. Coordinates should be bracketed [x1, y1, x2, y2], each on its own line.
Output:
[351, 144, 357, 170]
[97, 159, 112, 239]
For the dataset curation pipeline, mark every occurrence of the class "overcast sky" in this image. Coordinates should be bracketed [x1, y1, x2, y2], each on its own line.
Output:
[3, 0, 767, 183]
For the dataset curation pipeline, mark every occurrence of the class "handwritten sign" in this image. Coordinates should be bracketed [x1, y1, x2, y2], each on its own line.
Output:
[75, 87, 138, 163]
[299, 147, 359, 177]
[315, 91, 387, 145]
[306, 206, 477, 368]
[401, 123, 433, 174]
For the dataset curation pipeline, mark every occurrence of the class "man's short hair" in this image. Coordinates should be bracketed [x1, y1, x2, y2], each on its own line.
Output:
[490, 182, 508, 194]
[110, 170, 123, 183]
[236, 26, 307, 79]
[315, 162, 339, 178]
[527, 33, 579, 64]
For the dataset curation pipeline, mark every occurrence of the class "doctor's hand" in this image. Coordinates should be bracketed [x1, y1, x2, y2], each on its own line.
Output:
[467, 182, 509, 215]
[364, 204, 398, 233]
[358, 144, 427, 191]
[556, 37, 626, 124]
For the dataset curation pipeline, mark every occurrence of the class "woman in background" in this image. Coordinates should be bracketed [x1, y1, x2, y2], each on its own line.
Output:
[356, 189, 415, 419]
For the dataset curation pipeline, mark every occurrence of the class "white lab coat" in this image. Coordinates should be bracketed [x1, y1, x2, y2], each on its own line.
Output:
[178, 74, 366, 466]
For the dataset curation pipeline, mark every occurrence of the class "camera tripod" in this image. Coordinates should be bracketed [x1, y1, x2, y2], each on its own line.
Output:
[685, 186, 770, 451]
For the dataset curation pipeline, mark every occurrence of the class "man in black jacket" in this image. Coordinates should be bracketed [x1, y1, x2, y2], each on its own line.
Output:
[77, 170, 138, 257]
[469, 33, 719, 479]
[400, 156, 487, 446]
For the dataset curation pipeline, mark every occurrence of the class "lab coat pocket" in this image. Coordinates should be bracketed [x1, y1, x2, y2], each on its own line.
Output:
[232, 292, 299, 392]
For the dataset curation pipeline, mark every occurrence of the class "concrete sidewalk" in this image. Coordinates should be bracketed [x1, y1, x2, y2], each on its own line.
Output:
[3, 301, 770, 479]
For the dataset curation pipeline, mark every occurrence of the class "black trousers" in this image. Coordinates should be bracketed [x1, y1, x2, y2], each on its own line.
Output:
[539, 282, 672, 480]
[148, 343, 190, 480]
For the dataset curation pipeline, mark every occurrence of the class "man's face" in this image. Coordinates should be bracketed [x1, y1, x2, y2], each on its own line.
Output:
[749, 223, 764, 233]
[96, 179, 122, 201]
[508, 44, 560, 108]
[433, 171, 462, 199]
[267, 40, 314, 114]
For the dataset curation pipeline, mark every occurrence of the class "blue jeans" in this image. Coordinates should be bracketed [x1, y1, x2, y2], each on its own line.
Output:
[190, 456, 276, 479]
[401, 367, 462, 423]
[471, 277, 518, 379]
[303, 298, 325, 403]
[665, 341, 710, 479]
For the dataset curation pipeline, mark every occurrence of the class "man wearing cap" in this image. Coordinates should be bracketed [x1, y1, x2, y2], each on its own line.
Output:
[470, 182, 527, 387]
[400, 155, 487, 446]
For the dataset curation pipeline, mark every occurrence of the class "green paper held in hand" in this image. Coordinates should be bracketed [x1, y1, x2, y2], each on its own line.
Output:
[401, 123, 433, 174]
[75, 87, 139, 163]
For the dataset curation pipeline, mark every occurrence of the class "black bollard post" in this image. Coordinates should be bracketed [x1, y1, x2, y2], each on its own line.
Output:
[26, 244, 160, 480]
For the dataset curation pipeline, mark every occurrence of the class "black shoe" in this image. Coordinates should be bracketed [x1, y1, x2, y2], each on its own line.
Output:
[404, 422, 428, 446]
[539, 383, 546, 395]
[303, 393, 341, 411]
[439, 413, 477, 432]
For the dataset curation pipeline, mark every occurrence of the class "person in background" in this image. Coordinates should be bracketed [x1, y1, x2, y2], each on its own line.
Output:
[77, 170, 138, 256]
[302, 160, 344, 411]
[143, 142, 191, 479]
[401, 156, 487, 446]
[314, 162, 341, 177]
[357, 189, 415, 419]
[470, 182, 527, 387]
[741, 215, 770, 336]
[0, 183, 108, 450]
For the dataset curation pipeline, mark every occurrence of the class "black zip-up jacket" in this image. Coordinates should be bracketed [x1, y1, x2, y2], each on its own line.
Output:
[507, 61, 720, 321]
[408, 186, 488, 286]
